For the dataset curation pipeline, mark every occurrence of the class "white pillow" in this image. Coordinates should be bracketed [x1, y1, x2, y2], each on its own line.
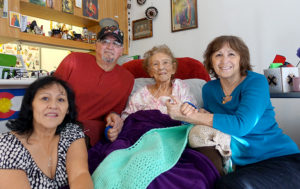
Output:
[131, 78, 206, 108]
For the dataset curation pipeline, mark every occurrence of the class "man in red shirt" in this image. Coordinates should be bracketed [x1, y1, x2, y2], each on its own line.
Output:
[55, 26, 134, 146]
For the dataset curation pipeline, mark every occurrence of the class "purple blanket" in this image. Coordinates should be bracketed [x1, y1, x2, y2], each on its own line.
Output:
[88, 110, 220, 189]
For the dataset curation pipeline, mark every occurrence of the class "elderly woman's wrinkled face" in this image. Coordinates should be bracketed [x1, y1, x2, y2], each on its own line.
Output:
[32, 83, 69, 131]
[211, 43, 241, 81]
[148, 52, 175, 83]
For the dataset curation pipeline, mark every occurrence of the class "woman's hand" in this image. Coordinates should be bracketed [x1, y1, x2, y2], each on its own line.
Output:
[166, 96, 214, 127]
[180, 102, 198, 116]
[165, 96, 197, 122]
[106, 112, 124, 142]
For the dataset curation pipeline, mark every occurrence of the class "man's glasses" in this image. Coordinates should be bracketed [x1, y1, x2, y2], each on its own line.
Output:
[98, 39, 123, 48]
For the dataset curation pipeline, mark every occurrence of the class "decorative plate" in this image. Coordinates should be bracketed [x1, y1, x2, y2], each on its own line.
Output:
[145, 6, 158, 20]
[137, 0, 146, 5]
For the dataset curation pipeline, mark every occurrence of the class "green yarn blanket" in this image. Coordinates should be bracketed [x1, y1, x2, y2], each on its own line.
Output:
[92, 124, 193, 189]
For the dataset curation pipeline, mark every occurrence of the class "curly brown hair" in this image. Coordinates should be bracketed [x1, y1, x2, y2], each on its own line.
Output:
[143, 44, 178, 75]
[203, 35, 252, 79]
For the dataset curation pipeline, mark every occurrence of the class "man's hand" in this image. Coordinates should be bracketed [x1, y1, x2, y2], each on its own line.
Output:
[105, 112, 123, 142]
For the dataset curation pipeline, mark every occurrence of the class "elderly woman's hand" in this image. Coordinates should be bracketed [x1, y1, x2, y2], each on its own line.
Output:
[106, 112, 124, 142]
[165, 96, 197, 121]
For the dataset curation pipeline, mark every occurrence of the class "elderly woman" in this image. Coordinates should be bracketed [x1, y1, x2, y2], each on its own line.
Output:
[0, 76, 93, 189]
[120, 44, 196, 120]
[166, 35, 300, 188]
[105, 45, 196, 142]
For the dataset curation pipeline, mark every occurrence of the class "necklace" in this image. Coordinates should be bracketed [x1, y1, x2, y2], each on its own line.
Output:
[222, 95, 232, 104]
[48, 156, 53, 167]
[221, 76, 245, 104]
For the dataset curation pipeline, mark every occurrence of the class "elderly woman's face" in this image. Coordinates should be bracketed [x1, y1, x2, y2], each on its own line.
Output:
[149, 52, 175, 83]
[211, 43, 241, 81]
[32, 83, 69, 131]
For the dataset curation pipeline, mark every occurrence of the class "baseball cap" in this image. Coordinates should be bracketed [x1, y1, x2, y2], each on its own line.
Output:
[97, 26, 124, 45]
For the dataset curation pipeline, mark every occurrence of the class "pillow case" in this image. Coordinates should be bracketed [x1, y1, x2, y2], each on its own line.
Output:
[131, 78, 206, 108]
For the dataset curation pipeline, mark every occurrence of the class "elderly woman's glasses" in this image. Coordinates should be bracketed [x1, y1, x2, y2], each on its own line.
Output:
[151, 60, 173, 69]
[98, 39, 123, 48]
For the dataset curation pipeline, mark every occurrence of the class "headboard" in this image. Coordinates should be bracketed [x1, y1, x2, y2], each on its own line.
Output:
[122, 57, 211, 82]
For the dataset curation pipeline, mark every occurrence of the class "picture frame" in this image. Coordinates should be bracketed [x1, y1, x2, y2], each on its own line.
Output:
[62, 0, 74, 14]
[170, 0, 198, 32]
[83, 0, 98, 19]
[9, 11, 21, 28]
[132, 18, 153, 40]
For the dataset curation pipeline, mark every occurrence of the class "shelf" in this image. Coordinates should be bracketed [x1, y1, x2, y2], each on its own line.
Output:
[19, 32, 95, 51]
[20, 1, 99, 27]
[270, 92, 300, 98]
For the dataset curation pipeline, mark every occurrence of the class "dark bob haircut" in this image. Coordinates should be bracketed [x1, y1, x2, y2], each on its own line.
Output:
[203, 35, 252, 79]
[6, 76, 78, 136]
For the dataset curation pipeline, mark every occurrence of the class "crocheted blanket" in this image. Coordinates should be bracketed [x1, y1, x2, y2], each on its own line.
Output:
[88, 110, 220, 189]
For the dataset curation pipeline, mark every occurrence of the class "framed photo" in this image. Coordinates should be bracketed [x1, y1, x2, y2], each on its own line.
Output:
[170, 0, 198, 32]
[83, 0, 98, 19]
[9, 11, 21, 28]
[62, 0, 74, 14]
[132, 18, 153, 40]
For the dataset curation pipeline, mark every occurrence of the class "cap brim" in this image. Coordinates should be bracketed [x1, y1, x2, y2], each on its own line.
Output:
[101, 33, 123, 44]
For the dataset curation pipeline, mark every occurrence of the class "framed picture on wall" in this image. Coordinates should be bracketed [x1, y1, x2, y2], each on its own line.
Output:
[132, 18, 153, 40]
[9, 11, 20, 28]
[82, 0, 98, 19]
[171, 0, 198, 32]
[62, 0, 74, 14]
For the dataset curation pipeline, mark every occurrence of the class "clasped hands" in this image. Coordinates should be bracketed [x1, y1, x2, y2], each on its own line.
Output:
[165, 96, 210, 124]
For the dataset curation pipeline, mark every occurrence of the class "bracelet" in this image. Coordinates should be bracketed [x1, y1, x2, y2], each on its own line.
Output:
[183, 101, 197, 109]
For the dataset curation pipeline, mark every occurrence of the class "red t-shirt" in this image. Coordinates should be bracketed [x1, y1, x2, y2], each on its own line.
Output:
[55, 52, 134, 145]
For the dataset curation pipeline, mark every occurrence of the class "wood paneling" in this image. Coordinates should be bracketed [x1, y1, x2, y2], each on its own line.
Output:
[0, 0, 128, 53]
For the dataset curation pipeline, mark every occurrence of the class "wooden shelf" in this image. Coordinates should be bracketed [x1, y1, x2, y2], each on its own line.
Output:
[20, 32, 95, 51]
[20, 1, 99, 27]
[1, 0, 128, 53]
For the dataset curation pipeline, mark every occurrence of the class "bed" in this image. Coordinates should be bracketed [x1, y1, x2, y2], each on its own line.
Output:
[88, 57, 220, 188]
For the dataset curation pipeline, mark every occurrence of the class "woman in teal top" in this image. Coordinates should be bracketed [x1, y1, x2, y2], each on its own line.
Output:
[166, 35, 300, 188]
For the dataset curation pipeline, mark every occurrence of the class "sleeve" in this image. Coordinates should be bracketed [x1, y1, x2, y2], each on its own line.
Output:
[176, 79, 197, 107]
[0, 134, 25, 169]
[53, 53, 75, 81]
[61, 123, 85, 146]
[213, 75, 271, 136]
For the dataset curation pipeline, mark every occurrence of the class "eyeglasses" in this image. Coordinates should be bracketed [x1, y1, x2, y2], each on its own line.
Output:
[98, 39, 123, 48]
[151, 60, 173, 69]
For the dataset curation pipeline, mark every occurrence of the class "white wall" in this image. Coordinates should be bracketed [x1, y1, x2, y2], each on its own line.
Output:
[128, 0, 300, 147]
[128, 0, 300, 74]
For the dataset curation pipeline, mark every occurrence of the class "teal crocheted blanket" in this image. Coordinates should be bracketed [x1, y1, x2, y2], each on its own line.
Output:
[92, 124, 193, 189]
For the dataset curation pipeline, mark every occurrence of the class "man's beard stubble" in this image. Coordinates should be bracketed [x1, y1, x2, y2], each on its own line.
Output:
[102, 51, 115, 63]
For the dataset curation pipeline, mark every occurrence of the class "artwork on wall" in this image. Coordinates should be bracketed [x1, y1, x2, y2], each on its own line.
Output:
[83, 0, 98, 20]
[29, 0, 46, 7]
[0, 0, 3, 18]
[132, 18, 153, 40]
[62, 0, 74, 14]
[0, 0, 8, 18]
[9, 11, 20, 28]
[170, 0, 198, 32]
